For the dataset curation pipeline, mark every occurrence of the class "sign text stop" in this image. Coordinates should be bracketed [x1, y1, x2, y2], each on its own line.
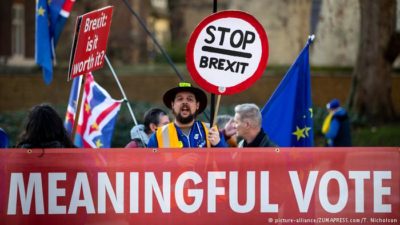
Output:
[186, 11, 269, 95]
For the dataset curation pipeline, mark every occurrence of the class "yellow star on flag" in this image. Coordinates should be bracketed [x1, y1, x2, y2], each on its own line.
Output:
[292, 126, 305, 141]
[38, 6, 45, 16]
[95, 139, 103, 148]
[85, 103, 90, 113]
[91, 122, 99, 130]
[309, 108, 313, 118]
[304, 126, 311, 137]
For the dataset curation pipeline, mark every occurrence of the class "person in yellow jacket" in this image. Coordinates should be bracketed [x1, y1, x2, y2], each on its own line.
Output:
[147, 82, 226, 148]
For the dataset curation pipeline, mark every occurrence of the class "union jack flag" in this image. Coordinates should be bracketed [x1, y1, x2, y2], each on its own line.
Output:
[65, 73, 122, 148]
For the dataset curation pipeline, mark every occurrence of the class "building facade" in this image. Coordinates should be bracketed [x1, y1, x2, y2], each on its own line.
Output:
[0, 0, 398, 68]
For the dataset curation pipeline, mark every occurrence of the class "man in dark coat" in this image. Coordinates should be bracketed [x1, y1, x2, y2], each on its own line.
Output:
[233, 103, 276, 147]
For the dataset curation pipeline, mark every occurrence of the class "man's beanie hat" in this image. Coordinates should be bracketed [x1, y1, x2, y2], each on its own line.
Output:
[326, 98, 340, 110]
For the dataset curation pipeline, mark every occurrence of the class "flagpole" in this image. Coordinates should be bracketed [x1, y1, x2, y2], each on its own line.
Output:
[71, 75, 85, 141]
[308, 34, 315, 44]
[121, 0, 184, 81]
[209, 0, 221, 127]
[204, 0, 219, 173]
[212, 95, 221, 127]
[104, 55, 139, 126]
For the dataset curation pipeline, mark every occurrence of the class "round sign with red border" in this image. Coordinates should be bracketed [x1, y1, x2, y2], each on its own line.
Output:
[186, 10, 269, 95]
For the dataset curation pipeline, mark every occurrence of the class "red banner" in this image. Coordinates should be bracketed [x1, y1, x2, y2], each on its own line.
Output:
[0, 148, 399, 225]
[68, 6, 113, 79]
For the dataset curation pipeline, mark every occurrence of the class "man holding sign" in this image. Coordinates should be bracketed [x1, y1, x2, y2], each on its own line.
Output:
[147, 82, 226, 148]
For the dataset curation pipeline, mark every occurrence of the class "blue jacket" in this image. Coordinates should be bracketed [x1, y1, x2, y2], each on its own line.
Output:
[325, 108, 352, 147]
[147, 121, 227, 148]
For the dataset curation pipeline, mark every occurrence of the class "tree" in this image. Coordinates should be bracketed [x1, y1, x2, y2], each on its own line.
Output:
[349, 0, 400, 122]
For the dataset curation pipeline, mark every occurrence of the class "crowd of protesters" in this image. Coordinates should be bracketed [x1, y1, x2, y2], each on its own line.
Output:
[0, 82, 353, 149]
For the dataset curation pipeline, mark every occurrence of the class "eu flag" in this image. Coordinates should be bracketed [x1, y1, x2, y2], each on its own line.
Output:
[35, 0, 53, 85]
[35, 0, 75, 84]
[261, 36, 314, 147]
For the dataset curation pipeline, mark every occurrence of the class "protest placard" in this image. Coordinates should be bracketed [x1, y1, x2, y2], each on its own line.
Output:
[68, 6, 113, 80]
[186, 11, 269, 95]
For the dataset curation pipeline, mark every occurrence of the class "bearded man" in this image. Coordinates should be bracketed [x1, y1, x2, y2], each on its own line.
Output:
[147, 82, 226, 148]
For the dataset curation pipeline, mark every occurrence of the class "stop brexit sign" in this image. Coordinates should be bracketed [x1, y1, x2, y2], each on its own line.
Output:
[186, 11, 269, 95]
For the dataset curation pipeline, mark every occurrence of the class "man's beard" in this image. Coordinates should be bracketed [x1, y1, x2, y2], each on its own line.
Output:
[174, 106, 196, 124]
[176, 112, 195, 124]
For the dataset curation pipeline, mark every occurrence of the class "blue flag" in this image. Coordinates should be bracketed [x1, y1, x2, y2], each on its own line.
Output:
[35, 0, 75, 84]
[261, 37, 314, 147]
[51, 0, 75, 46]
[35, 0, 54, 85]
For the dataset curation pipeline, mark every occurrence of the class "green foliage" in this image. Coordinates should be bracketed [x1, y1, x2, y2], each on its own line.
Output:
[352, 124, 400, 146]
[0, 111, 26, 147]
[154, 42, 186, 63]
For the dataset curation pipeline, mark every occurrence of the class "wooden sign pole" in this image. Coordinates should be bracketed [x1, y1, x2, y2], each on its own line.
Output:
[71, 75, 86, 141]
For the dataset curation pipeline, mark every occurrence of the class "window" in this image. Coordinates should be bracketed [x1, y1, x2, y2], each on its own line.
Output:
[11, 3, 25, 58]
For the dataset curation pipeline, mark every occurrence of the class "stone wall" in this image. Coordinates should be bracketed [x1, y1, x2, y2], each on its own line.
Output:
[228, 0, 313, 65]
[1, 70, 399, 115]
[226, 0, 360, 66]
